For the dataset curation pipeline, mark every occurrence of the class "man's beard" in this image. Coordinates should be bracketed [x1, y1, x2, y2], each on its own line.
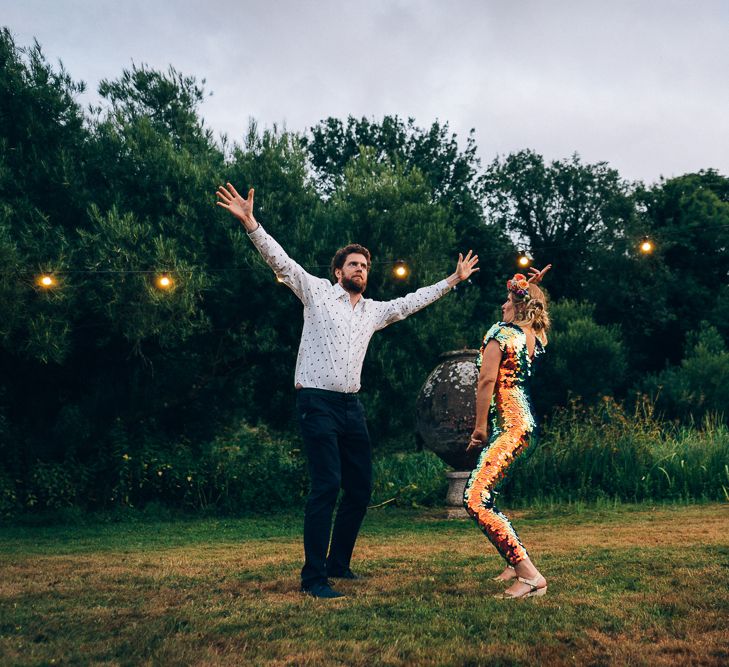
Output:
[341, 275, 366, 294]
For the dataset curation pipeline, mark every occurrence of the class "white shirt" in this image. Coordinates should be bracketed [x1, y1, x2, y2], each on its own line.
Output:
[248, 225, 452, 393]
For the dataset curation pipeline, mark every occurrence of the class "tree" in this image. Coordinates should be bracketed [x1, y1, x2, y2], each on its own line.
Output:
[481, 150, 636, 301]
[306, 115, 515, 351]
[634, 171, 729, 362]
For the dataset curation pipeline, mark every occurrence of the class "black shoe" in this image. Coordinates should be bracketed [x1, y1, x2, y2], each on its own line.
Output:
[327, 568, 360, 580]
[301, 582, 345, 599]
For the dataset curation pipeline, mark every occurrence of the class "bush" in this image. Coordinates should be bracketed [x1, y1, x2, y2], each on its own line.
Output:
[103, 422, 307, 514]
[25, 461, 83, 510]
[533, 300, 628, 412]
[643, 324, 729, 422]
[0, 471, 18, 518]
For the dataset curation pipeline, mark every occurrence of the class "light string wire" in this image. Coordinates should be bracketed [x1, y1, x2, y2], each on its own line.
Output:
[4, 219, 727, 279]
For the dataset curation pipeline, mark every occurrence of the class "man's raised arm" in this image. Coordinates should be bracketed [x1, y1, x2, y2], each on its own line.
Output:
[375, 250, 480, 330]
[216, 183, 316, 302]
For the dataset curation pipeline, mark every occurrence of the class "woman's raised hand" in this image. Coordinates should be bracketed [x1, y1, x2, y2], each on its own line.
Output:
[527, 264, 552, 284]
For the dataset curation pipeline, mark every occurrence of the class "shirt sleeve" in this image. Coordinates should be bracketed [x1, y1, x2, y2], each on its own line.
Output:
[247, 225, 321, 304]
[373, 279, 452, 331]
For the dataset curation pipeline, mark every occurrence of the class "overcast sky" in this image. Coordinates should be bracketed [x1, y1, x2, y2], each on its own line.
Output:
[3, 0, 728, 184]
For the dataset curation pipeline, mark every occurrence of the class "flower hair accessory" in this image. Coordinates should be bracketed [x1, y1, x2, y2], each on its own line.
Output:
[506, 274, 531, 301]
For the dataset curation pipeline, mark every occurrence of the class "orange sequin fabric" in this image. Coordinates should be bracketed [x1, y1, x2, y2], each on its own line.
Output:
[464, 322, 543, 566]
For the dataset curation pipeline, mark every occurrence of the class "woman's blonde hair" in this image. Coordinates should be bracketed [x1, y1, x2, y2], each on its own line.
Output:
[512, 283, 550, 345]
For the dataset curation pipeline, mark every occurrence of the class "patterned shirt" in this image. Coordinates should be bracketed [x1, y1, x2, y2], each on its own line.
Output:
[248, 225, 452, 393]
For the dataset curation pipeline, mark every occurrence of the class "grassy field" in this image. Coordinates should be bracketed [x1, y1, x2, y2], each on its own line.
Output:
[1, 504, 728, 666]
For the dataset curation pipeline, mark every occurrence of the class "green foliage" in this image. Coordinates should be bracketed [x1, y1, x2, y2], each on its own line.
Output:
[591, 170, 729, 373]
[306, 114, 515, 324]
[533, 300, 628, 410]
[371, 451, 448, 507]
[25, 461, 82, 510]
[1, 31, 729, 517]
[482, 150, 636, 300]
[504, 398, 729, 503]
[643, 324, 729, 421]
[104, 422, 307, 514]
[0, 471, 18, 518]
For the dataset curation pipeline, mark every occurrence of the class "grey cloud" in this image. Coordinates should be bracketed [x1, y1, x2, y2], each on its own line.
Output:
[2, 0, 727, 183]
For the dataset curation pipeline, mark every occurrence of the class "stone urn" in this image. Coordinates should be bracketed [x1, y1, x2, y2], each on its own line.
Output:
[415, 349, 480, 518]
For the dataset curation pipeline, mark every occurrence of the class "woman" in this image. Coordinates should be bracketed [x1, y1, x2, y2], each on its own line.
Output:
[464, 268, 551, 599]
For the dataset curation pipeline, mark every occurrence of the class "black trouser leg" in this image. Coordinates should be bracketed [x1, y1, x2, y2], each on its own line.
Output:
[327, 399, 372, 574]
[298, 392, 342, 589]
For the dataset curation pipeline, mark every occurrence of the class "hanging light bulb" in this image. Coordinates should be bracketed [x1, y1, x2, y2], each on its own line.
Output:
[393, 260, 409, 279]
[517, 252, 531, 268]
[639, 237, 654, 254]
[36, 274, 56, 288]
[156, 273, 174, 289]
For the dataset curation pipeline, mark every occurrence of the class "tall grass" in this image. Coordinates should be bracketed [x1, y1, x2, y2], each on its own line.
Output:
[505, 397, 729, 504]
[371, 451, 448, 507]
[3, 399, 726, 520]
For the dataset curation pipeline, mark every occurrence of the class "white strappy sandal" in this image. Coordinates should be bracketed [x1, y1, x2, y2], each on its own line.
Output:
[494, 574, 547, 599]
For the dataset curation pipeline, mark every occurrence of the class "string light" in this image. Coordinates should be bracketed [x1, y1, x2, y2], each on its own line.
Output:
[18, 235, 663, 294]
[155, 273, 174, 290]
[393, 260, 409, 279]
[640, 238, 654, 254]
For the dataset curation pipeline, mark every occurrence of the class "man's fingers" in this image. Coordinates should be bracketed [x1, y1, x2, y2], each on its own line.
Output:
[216, 187, 233, 202]
[215, 201, 230, 209]
[227, 182, 242, 199]
[247, 187, 255, 204]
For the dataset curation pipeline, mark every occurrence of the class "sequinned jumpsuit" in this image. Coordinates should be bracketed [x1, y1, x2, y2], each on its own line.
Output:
[463, 322, 544, 566]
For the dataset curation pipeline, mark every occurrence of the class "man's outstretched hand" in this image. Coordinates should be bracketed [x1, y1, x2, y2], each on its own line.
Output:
[216, 183, 258, 232]
[447, 250, 480, 287]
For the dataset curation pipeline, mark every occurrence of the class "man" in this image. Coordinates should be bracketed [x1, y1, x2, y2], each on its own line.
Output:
[217, 182, 479, 598]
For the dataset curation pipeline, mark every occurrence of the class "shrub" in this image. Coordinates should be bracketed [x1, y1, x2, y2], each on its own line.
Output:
[25, 461, 82, 510]
[533, 301, 628, 411]
[0, 471, 19, 518]
[643, 324, 729, 422]
[104, 422, 307, 514]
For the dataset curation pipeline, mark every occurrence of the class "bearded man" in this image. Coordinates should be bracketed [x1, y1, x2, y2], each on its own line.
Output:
[217, 183, 479, 598]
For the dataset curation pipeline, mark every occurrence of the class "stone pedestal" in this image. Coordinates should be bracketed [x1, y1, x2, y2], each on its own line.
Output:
[444, 471, 471, 519]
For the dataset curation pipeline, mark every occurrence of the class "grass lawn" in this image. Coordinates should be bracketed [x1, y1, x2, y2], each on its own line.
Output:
[1, 503, 728, 666]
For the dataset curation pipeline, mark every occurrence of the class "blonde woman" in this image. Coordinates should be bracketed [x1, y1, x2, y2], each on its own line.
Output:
[464, 268, 551, 599]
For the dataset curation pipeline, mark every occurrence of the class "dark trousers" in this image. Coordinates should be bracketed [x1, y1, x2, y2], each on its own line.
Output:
[296, 388, 372, 589]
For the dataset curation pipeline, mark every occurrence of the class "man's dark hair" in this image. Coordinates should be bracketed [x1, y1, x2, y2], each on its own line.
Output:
[330, 244, 372, 281]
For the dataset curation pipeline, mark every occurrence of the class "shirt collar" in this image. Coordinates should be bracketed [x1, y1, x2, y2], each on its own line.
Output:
[333, 282, 366, 311]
